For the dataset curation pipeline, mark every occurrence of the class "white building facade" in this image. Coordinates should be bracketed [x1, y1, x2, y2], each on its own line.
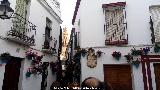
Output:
[72, 0, 160, 90]
[0, 0, 62, 90]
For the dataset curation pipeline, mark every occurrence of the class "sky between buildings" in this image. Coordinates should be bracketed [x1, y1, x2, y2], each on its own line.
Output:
[59, 0, 76, 31]
[58, 0, 76, 60]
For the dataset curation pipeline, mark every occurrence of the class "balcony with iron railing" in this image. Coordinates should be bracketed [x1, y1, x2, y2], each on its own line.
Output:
[6, 13, 36, 46]
[41, 37, 57, 55]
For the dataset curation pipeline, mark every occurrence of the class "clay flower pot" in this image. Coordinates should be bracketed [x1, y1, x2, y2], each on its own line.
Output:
[81, 48, 87, 57]
[112, 51, 121, 60]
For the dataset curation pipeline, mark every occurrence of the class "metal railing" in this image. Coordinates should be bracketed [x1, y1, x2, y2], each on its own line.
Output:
[7, 30, 35, 46]
[6, 13, 36, 46]
[42, 38, 57, 54]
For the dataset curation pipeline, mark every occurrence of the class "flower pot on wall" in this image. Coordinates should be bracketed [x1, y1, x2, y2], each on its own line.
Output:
[124, 54, 133, 63]
[81, 48, 87, 57]
[154, 44, 160, 53]
[132, 60, 140, 68]
[0, 52, 11, 63]
[96, 50, 103, 58]
[112, 51, 121, 60]
[131, 49, 142, 56]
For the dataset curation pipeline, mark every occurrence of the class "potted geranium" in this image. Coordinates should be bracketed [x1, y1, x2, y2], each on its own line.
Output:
[141, 47, 150, 55]
[154, 44, 160, 53]
[96, 50, 104, 58]
[26, 68, 32, 78]
[112, 51, 121, 60]
[124, 53, 133, 63]
[131, 48, 142, 56]
[0, 52, 11, 63]
[25, 50, 35, 60]
[81, 48, 87, 57]
[132, 59, 140, 68]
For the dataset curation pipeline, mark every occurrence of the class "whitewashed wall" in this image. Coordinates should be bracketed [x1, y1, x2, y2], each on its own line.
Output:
[81, 46, 147, 90]
[74, 0, 160, 48]
[73, 0, 160, 90]
[45, 0, 61, 17]
[0, 0, 61, 90]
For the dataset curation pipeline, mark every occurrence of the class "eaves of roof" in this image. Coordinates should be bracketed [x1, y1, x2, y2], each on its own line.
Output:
[72, 0, 81, 25]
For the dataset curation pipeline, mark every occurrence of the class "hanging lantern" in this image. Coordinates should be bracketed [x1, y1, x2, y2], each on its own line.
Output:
[0, 0, 14, 19]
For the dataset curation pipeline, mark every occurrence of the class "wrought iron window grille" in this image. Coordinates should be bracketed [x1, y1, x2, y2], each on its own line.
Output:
[42, 39, 57, 55]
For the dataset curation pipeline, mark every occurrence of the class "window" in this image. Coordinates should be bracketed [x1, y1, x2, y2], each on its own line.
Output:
[13, 0, 29, 33]
[149, 5, 160, 43]
[102, 2, 128, 45]
[43, 18, 52, 49]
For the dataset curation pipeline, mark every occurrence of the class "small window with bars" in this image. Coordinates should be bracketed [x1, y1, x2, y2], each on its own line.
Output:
[102, 2, 128, 45]
[43, 18, 52, 49]
[46, 18, 52, 29]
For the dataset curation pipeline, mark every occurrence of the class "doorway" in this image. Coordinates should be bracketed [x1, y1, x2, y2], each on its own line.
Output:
[2, 57, 22, 90]
[104, 65, 133, 90]
[154, 63, 160, 90]
[41, 62, 49, 90]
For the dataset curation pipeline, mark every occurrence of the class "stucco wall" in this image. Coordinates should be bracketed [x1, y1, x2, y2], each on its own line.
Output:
[73, 0, 160, 90]
[81, 46, 147, 90]
[0, 0, 61, 90]
[74, 0, 160, 48]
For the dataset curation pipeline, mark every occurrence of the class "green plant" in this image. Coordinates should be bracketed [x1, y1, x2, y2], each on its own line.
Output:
[154, 44, 160, 53]
[124, 53, 133, 63]
[112, 51, 121, 60]
[81, 48, 87, 57]
[0, 52, 10, 57]
[0, 52, 11, 63]
[96, 50, 104, 58]
[132, 60, 140, 68]
[131, 48, 142, 56]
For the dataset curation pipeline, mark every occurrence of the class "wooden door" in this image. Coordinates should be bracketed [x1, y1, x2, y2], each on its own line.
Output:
[2, 57, 22, 90]
[41, 62, 49, 90]
[154, 63, 160, 90]
[104, 65, 132, 90]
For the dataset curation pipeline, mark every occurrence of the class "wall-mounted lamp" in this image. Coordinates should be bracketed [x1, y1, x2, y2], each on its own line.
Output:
[0, 0, 14, 19]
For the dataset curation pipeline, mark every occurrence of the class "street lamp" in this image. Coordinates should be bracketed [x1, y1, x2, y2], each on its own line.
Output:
[0, 0, 14, 19]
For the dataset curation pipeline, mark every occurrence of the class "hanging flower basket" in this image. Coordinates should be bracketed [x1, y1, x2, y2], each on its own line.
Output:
[96, 50, 104, 58]
[112, 51, 121, 60]
[25, 68, 33, 78]
[124, 53, 133, 63]
[132, 60, 140, 68]
[81, 48, 87, 57]
[26, 71, 32, 78]
[141, 47, 150, 55]
[154, 44, 160, 53]
[0, 52, 11, 63]
[25, 50, 35, 60]
[131, 48, 142, 56]
[25, 49, 44, 77]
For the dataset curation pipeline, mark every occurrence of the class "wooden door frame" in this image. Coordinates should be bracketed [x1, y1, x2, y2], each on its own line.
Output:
[2, 56, 24, 90]
[103, 64, 133, 90]
[103, 64, 132, 73]
[141, 55, 160, 90]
